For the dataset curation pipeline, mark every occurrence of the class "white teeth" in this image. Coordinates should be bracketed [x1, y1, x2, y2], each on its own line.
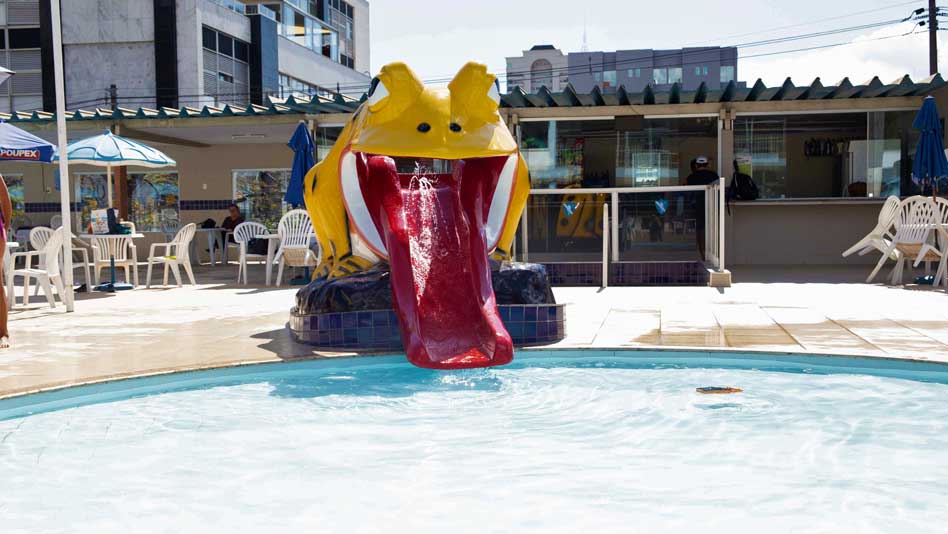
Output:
[340, 152, 388, 258]
[342, 152, 517, 257]
[484, 154, 517, 251]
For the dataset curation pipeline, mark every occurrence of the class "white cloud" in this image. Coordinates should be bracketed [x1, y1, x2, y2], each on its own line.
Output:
[741, 23, 944, 87]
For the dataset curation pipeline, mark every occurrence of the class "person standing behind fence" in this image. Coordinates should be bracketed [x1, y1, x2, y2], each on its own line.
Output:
[0, 176, 12, 348]
[683, 156, 720, 261]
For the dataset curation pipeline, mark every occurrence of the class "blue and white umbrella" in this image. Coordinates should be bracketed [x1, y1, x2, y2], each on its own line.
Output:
[54, 130, 176, 207]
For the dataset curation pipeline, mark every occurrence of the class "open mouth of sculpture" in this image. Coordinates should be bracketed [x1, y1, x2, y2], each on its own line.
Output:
[340, 150, 519, 369]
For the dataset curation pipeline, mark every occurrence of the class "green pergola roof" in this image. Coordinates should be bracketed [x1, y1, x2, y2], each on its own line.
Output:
[0, 93, 363, 124]
[498, 74, 946, 107]
[2, 74, 942, 124]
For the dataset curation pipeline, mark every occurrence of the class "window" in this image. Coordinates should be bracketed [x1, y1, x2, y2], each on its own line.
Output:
[234, 41, 249, 63]
[0, 25, 42, 113]
[593, 72, 601, 83]
[201, 26, 250, 106]
[668, 67, 682, 84]
[202, 27, 216, 50]
[602, 70, 616, 87]
[128, 172, 180, 232]
[733, 112, 920, 199]
[217, 34, 233, 57]
[652, 68, 667, 85]
[316, 126, 344, 161]
[627, 68, 641, 78]
[703, 66, 709, 76]
[3, 174, 23, 225]
[530, 59, 553, 90]
[720, 65, 735, 84]
[74, 172, 180, 231]
[281, 1, 350, 68]
[233, 170, 292, 230]
[74, 173, 109, 227]
[8, 28, 40, 49]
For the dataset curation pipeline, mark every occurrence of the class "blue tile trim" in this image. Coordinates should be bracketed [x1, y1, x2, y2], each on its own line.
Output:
[180, 200, 235, 210]
[24, 202, 84, 213]
[541, 261, 708, 287]
[289, 304, 567, 351]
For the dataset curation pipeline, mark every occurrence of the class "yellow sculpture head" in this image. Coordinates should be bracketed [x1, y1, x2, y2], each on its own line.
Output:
[304, 61, 530, 279]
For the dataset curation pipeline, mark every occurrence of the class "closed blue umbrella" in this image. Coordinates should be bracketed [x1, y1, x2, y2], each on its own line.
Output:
[0, 120, 56, 162]
[286, 122, 315, 208]
[911, 96, 948, 196]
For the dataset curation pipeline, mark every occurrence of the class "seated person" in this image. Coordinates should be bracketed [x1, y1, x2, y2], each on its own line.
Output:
[221, 204, 244, 243]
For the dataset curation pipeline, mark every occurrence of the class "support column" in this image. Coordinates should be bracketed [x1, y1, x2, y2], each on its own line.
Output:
[719, 107, 735, 179]
[115, 166, 129, 220]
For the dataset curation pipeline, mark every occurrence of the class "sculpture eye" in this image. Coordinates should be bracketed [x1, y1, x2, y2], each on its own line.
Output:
[417, 122, 431, 133]
[366, 77, 389, 108]
[449, 123, 462, 132]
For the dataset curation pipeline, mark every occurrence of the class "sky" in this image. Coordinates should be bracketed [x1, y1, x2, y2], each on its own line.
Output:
[369, 0, 947, 90]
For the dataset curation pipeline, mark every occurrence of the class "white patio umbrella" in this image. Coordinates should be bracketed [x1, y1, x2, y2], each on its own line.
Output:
[54, 130, 176, 208]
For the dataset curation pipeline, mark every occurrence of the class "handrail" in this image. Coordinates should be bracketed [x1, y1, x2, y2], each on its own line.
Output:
[529, 185, 708, 195]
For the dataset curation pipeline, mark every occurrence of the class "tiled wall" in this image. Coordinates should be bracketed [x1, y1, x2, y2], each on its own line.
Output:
[542, 262, 709, 286]
[180, 200, 237, 210]
[24, 202, 84, 213]
[289, 304, 566, 351]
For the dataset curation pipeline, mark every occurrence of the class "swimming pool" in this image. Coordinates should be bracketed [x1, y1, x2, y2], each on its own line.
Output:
[2, 351, 947, 533]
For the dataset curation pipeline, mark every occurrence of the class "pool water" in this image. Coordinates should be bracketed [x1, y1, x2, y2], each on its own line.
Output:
[2, 353, 948, 533]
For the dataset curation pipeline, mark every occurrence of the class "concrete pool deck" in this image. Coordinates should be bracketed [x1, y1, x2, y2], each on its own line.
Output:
[2, 264, 948, 398]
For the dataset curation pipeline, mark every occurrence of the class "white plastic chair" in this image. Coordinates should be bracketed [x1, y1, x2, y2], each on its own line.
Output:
[31, 226, 94, 292]
[91, 235, 139, 286]
[7, 228, 67, 309]
[49, 214, 63, 229]
[233, 221, 269, 285]
[842, 195, 901, 258]
[28, 227, 54, 264]
[931, 197, 948, 287]
[869, 197, 942, 285]
[276, 209, 318, 286]
[146, 223, 197, 287]
[2, 242, 13, 295]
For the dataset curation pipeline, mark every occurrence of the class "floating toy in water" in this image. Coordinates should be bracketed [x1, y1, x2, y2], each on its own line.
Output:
[696, 386, 743, 394]
[303, 62, 531, 370]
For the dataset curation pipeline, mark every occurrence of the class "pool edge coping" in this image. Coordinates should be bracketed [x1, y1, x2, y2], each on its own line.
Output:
[3, 344, 947, 402]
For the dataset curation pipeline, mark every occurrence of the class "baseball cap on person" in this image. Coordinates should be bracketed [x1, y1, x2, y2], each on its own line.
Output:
[695, 156, 709, 165]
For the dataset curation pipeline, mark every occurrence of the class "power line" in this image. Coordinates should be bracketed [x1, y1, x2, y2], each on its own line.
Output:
[684, 0, 923, 45]
[740, 29, 927, 60]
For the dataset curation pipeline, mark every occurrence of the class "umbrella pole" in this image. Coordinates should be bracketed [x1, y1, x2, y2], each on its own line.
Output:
[50, 0, 74, 312]
[107, 164, 113, 208]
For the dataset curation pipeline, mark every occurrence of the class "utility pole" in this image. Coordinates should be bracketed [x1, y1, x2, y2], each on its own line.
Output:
[930, 0, 938, 75]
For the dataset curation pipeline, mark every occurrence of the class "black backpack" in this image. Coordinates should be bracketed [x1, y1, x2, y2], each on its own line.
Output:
[729, 172, 759, 201]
